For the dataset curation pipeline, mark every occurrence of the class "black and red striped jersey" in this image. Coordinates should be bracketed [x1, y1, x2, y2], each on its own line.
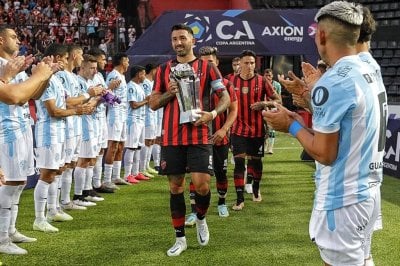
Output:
[153, 58, 225, 146]
[230, 74, 274, 137]
[210, 78, 237, 146]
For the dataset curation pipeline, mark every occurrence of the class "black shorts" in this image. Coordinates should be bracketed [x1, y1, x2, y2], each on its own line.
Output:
[231, 134, 265, 157]
[213, 144, 229, 173]
[159, 145, 214, 176]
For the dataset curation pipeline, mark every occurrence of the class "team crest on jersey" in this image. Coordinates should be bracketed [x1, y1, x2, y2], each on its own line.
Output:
[312, 86, 329, 106]
[241, 87, 249, 94]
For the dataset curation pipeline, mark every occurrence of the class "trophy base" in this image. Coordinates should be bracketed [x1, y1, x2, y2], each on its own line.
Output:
[179, 109, 201, 124]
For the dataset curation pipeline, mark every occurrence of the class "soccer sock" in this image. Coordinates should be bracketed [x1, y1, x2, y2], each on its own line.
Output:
[0, 185, 16, 242]
[103, 163, 113, 184]
[55, 175, 61, 209]
[131, 150, 140, 175]
[246, 160, 255, 186]
[93, 155, 103, 188]
[9, 184, 24, 235]
[250, 159, 263, 197]
[61, 168, 73, 204]
[215, 169, 228, 206]
[34, 180, 50, 221]
[146, 145, 153, 169]
[112, 161, 122, 180]
[170, 192, 186, 238]
[195, 191, 211, 220]
[152, 144, 160, 167]
[73, 167, 86, 196]
[233, 157, 246, 204]
[139, 146, 149, 172]
[47, 179, 59, 216]
[123, 149, 134, 178]
[84, 166, 94, 191]
[189, 181, 196, 213]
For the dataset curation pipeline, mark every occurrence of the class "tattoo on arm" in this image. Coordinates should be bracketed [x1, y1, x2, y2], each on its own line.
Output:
[158, 92, 175, 108]
[214, 90, 230, 114]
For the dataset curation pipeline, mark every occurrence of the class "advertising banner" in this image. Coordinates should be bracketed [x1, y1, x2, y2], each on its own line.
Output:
[127, 9, 319, 65]
[383, 115, 400, 178]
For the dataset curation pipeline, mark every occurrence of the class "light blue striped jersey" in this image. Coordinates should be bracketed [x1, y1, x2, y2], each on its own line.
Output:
[56, 70, 82, 138]
[142, 78, 157, 127]
[0, 58, 30, 144]
[127, 80, 146, 125]
[106, 69, 128, 125]
[77, 76, 98, 141]
[92, 72, 107, 118]
[311, 55, 387, 211]
[35, 75, 67, 147]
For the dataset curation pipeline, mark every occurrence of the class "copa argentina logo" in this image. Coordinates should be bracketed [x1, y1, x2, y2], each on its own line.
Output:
[184, 13, 256, 46]
[184, 13, 212, 46]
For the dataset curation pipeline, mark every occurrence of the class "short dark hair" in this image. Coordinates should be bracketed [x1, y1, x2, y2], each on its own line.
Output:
[82, 54, 97, 64]
[264, 68, 273, 74]
[112, 53, 128, 66]
[171, 24, 194, 36]
[130, 65, 145, 78]
[358, 6, 376, 43]
[87, 47, 106, 57]
[44, 43, 68, 57]
[232, 57, 240, 63]
[199, 46, 218, 56]
[145, 63, 157, 74]
[240, 50, 256, 59]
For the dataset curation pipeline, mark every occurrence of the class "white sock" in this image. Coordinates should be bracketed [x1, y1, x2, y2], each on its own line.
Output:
[34, 180, 50, 221]
[93, 155, 103, 188]
[123, 149, 134, 178]
[55, 175, 61, 209]
[0, 185, 16, 242]
[132, 150, 140, 175]
[103, 163, 113, 183]
[146, 145, 153, 169]
[85, 166, 94, 191]
[61, 168, 73, 205]
[73, 167, 86, 196]
[152, 144, 161, 167]
[139, 146, 148, 172]
[47, 178, 59, 216]
[112, 161, 122, 180]
[9, 184, 25, 235]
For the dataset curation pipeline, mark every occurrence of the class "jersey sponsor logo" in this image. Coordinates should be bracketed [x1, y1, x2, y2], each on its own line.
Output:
[312, 86, 329, 106]
[336, 66, 352, 77]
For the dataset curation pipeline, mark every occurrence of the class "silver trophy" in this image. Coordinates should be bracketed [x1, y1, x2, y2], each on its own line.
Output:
[170, 63, 201, 124]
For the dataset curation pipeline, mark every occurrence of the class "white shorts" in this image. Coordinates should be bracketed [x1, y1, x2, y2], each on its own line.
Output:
[309, 186, 380, 266]
[0, 132, 34, 181]
[145, 125, 157, 140]
[107, 122, 126, 142]
[125, 122, 144, 148]
[79, 139, 100, 159]
[99, 116, 108, 149]
[72, 135, 82, 162]
[35, 143, 65, 170]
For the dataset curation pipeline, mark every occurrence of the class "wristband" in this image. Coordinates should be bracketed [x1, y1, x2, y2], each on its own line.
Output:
[211, 110, 217, 119]
[82, 92, 90, 99]
[288, 120, 303, 137]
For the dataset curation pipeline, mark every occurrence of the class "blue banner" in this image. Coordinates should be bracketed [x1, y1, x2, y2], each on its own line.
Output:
[383, 116, 400, 178]
[127, 9, 319, 65]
